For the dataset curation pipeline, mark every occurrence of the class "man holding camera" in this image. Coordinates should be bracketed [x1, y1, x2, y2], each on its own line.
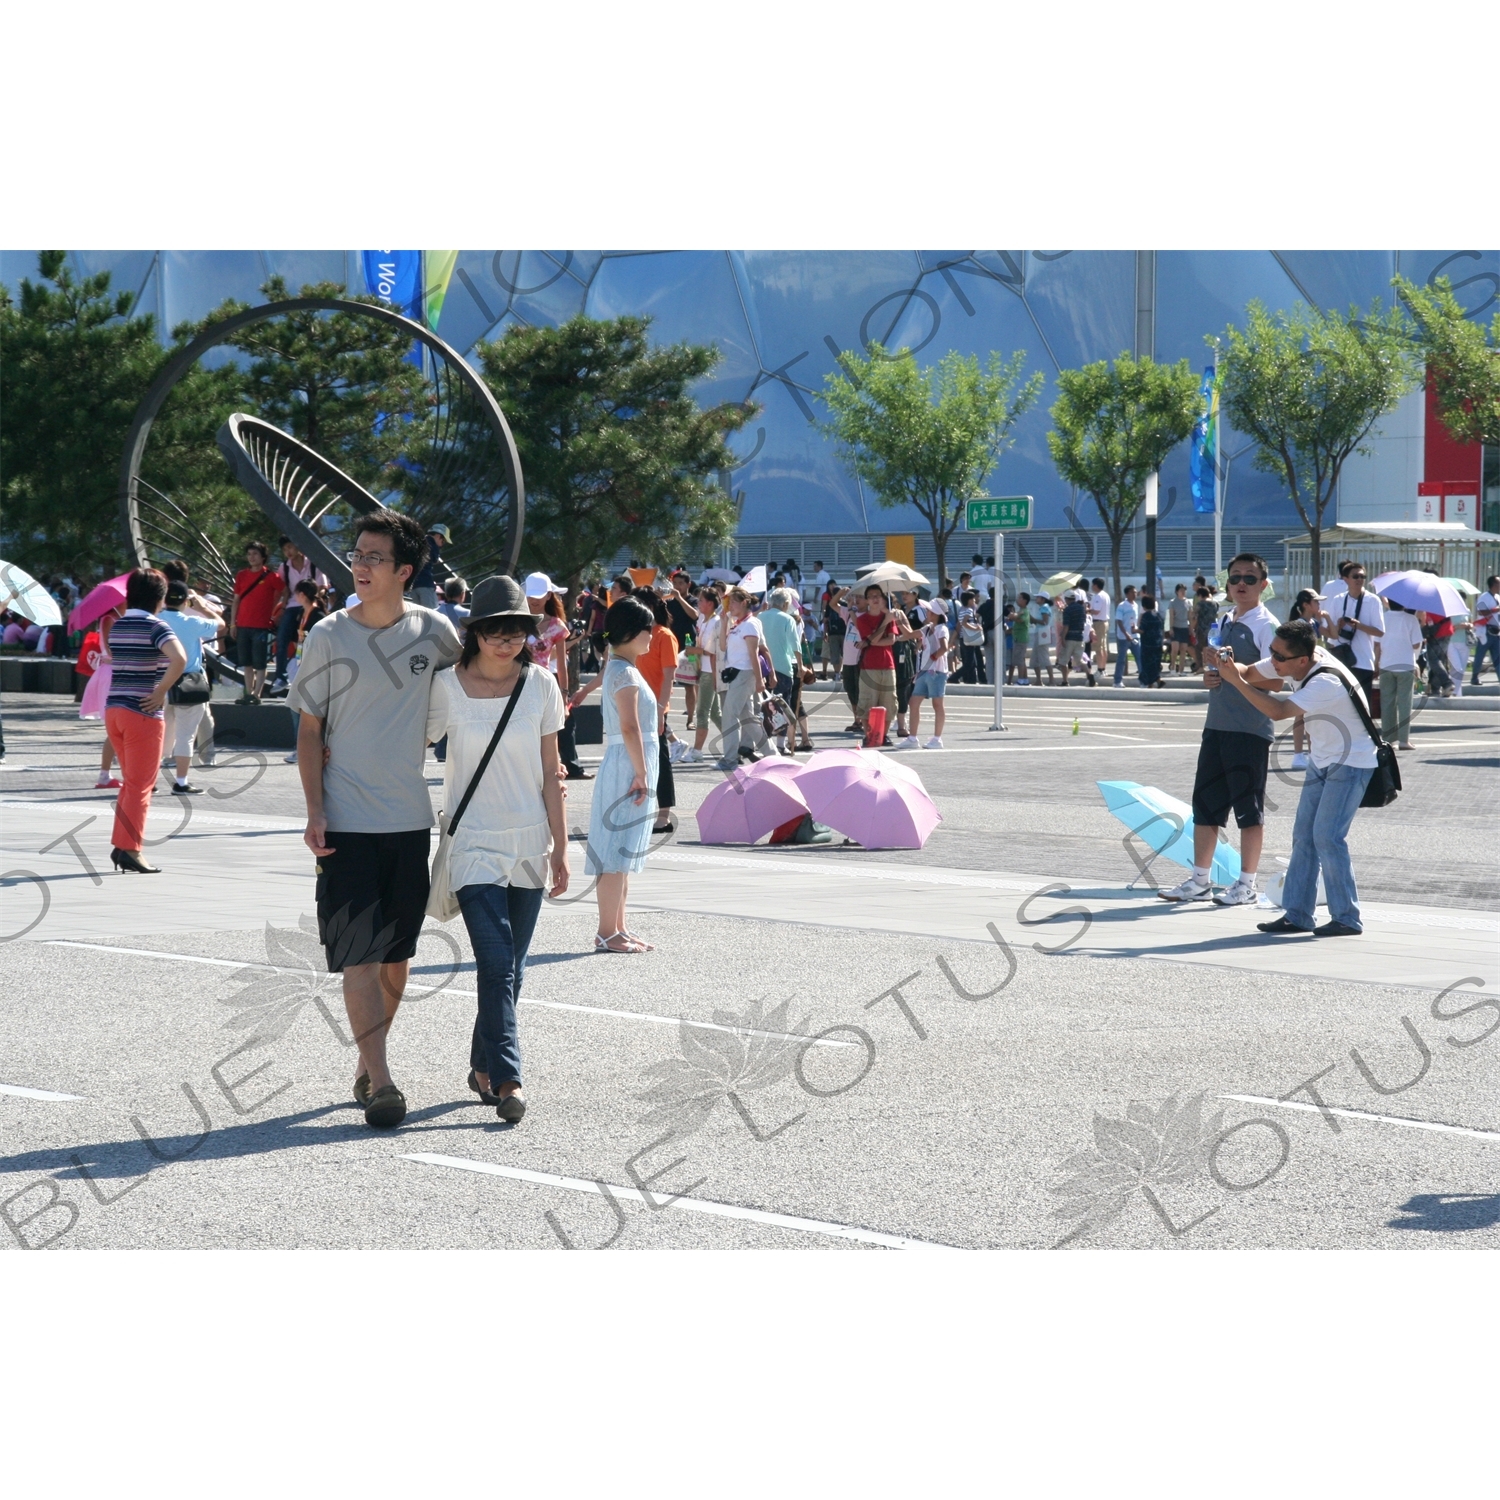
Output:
[1159, 553, 1282, 907]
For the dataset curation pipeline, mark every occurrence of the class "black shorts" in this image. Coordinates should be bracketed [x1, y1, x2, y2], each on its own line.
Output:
[315, 829, 431, 971]
[1191, 729, 1270, 830]
[1172, 626, 1191, 643]
[842, 662, 860, 708]
[235, 627, 270, 669]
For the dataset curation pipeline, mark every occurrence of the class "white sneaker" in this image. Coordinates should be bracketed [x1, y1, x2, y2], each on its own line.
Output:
[1159, 872, 1214, 902]
[896, 735, 921, 750]
[1213, 875, 1259, 906]
[283, 751, 298, 764]
[1289, 751, 1308, 770]
[668, 740, 686, 763]
[925, 736, 944, 749]
[682, 747, 703, 763]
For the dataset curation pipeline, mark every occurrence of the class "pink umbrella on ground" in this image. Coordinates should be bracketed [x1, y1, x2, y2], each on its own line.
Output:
[68, 573, 132, 632]
[794, 756, 941, 849]
[695, 765, 812, 845]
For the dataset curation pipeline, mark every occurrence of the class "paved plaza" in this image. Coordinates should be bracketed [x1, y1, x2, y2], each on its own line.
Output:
[2, 685, 1497, 1251]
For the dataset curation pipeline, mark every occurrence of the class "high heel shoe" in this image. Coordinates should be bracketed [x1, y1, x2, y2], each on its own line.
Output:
[111, 848, 160, 874]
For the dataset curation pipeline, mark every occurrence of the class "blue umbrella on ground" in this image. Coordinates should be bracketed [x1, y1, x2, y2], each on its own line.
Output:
[1097, 780, 1241, 886]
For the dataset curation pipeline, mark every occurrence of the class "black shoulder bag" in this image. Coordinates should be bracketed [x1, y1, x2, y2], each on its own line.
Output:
[1306, 664, 1400, 808]
[1329, 593, 1362, 669]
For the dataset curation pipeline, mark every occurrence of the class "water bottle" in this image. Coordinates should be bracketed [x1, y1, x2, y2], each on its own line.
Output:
[1206, 617, 1222, 682]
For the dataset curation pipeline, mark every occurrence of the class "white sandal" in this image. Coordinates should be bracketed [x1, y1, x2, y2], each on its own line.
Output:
[594, 931, 642, 954]
[621, 929, 655, 951]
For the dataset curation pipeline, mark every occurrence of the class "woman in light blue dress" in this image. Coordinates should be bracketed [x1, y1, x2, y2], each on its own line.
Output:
[586, 597, 660, 953]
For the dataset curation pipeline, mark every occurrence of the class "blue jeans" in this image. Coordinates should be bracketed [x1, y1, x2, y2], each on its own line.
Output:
[1472, 631, 1500, 684]
[1282, 762, 1374, 931]
[1113, 636, 1142, 684]
[458, 882, 545, 1085]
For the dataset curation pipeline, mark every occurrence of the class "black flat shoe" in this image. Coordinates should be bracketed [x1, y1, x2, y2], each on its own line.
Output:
[496, 1088, 526, 1124]
[111, 848, 161, 874]
[1314, 920, 1362, 937]
[1256, 916, 1314, 935]
[363, 1084, 407, 1129]
[467, 1068, 500, 1106]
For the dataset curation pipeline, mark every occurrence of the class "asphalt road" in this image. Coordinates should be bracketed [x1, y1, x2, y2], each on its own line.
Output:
[2, 688, 1496, 1251]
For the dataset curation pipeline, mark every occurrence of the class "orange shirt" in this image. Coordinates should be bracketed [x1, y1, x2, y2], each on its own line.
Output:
[626, 566, 658, 589]
[635, 625, 679, 701]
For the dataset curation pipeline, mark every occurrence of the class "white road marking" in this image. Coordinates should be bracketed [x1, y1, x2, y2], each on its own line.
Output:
[0, 1082, 85, 1101]
[41, 941, 847, 1048]
[402, 1153, 959, 1249]
[1220, 1095, 1500, 1142]
[1080, 730, 1149, 742]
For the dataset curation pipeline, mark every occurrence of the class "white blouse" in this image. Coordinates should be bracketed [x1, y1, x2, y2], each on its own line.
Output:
[426, 666, 566, 890]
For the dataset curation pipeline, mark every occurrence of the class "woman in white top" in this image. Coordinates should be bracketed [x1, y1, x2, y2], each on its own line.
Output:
[714, 585, 769, 769]
[426, 575, 569, 1122]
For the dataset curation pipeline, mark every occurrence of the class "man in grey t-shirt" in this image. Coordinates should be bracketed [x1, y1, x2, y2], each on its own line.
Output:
[1167, 584, 1193, 674]
[1159, 553, 1284, 909]
[290, 511, 461, 1130]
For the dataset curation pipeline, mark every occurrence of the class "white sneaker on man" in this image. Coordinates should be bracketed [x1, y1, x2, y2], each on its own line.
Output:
[1159, 872, 1214, 902]
[682, 747, 703, 764]
[896, 735, 921, 750]
[1289, 751, 1308, 770]
[1213, 874, 1259, 906]
[925, 736, 944, 749]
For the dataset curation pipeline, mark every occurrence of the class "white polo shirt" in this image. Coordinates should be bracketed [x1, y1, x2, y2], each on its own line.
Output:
[1289, 654, 1379, 770]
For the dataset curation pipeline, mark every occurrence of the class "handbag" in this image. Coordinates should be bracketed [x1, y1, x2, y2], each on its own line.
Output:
[425, 663, 530, 922]
[169, 670, 211, 705]
[1329, 593, 1362, 669]
[1307, 664, 1400, 808]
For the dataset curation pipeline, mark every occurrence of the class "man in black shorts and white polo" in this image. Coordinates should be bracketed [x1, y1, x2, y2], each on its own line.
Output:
[290, 509, 461, 1128]
[1160, 552, 1282, 907]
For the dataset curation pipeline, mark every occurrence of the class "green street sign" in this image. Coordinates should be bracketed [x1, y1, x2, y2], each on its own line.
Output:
[965, 495, 1032, 531]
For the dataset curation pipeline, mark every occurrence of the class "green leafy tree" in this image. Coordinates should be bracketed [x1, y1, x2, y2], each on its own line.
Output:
[189, 275, 431, 503]
[820, 346, 1042, 587]
[1046, 353, 1200, 601]
[471, 314, 754, 590]
[1393, 274, 1500, 448]
[0, 252, 244, 581]
[1214, 300, 1422, 587]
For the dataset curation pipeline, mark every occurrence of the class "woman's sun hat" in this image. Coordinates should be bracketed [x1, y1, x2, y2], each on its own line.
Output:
[524, 571, 562, 598]
[467, 575, 534, 628]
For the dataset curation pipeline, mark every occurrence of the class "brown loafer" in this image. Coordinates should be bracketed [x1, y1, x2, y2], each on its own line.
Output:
[363, 1084, 407, 1129]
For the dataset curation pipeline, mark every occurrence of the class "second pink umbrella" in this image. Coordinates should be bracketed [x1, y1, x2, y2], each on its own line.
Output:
[695, 766, 811, 845]
[68, 573, 131, 633]
[795, 758, 941, 849]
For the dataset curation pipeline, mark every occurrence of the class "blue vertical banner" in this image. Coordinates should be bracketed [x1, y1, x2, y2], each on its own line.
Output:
[1189, 366, 1218, 514]
[361, 251, 422, 319]
[361, 250, 424, 370]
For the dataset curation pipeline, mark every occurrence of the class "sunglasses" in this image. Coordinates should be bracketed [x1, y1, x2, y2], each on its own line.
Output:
[1268, 646, 1307, 663]
[1348, 573, 1367, 581]
[1226, 572, 1263, 587]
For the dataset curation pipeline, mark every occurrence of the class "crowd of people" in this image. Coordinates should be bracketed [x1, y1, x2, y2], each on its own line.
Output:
[20, 516, 1496, 1131]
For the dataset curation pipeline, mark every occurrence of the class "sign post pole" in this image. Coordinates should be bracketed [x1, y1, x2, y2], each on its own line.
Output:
[964, 496, 1032, 734]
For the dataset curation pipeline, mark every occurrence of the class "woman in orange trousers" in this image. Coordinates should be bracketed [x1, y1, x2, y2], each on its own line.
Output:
[103, 569, 186, 873]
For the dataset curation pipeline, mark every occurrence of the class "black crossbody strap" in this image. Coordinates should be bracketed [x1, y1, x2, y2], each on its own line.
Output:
[447, 663, 529, 837]
[1306, 663, 1384, 748]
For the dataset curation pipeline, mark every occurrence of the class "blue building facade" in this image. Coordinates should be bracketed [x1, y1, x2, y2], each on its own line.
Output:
[5, 248, 1496, 579]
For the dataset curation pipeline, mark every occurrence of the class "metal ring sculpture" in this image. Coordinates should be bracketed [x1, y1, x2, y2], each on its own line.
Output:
[119, 296, 525, 596]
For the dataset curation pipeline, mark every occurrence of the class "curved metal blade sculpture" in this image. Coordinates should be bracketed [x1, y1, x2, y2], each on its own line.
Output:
[216, 415, 382, 598]
[119, 296, 525, 594]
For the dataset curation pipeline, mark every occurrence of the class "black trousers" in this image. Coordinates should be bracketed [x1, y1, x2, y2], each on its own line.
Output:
[558, 710, 582, 772]
[657, 735, 675, 812]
